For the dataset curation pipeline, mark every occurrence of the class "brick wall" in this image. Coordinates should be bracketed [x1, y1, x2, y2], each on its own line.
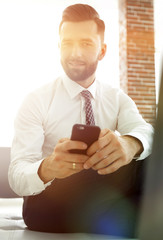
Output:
[119, 0, 156, 125]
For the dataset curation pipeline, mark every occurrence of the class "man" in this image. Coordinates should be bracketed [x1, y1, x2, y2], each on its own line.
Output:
[9, 4, 153, 237]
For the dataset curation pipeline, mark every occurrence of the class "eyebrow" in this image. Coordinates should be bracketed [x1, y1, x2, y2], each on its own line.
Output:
[80, 38, 94, 42]
[61, 38, 94, 43]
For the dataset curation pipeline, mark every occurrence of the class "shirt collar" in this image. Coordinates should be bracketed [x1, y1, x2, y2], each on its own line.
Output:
[62, 74, 96, 99]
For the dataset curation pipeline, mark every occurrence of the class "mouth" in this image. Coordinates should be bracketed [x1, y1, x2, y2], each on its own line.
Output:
[68, 61, 85, 68]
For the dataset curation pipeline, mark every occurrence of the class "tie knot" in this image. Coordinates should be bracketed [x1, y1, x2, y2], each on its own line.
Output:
[81, 90, 92, 100]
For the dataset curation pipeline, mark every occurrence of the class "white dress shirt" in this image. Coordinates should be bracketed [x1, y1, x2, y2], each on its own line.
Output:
[8, 75, 154, 196]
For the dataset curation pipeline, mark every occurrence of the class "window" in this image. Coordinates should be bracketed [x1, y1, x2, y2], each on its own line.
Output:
[0, 0, 119, 146]
[154, 0, 163, 103]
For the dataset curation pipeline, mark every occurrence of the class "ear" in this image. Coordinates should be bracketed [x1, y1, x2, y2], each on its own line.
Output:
[98, 43, 107, 61]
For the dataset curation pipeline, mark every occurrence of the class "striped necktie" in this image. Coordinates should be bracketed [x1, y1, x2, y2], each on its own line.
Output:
[81, 90, 95, 125]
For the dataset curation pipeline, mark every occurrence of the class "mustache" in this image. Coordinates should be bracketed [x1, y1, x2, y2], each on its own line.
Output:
[68, 59, 85, 65]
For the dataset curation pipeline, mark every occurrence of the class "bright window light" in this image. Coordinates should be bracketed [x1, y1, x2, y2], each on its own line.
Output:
[154, 0, 163, 103]
[0, 0, 119, 146]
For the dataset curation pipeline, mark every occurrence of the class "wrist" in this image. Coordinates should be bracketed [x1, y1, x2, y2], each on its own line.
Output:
[122, 135, 144, 159]
[38, 156, 54, 184]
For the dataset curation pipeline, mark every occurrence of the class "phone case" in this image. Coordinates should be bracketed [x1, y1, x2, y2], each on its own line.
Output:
[70, 124, 101, 154]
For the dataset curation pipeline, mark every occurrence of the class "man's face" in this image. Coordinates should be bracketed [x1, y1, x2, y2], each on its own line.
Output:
[59, 20, 106, 85]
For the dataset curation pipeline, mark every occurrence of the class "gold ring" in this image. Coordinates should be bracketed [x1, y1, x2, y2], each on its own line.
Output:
[72, 163, 76, 170]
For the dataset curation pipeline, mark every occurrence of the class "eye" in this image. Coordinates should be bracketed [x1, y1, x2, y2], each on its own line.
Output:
[61, 41, 72, 47]
[81, 41, 93, 47]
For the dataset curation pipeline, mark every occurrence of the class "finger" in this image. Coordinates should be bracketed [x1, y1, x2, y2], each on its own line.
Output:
[53, 151, 88, 164]
[87, 130, 114, 157]
[66, 152, 89, 163]
[92, 150, 119, 170]
[53, 161, 84, 179]
[67, 140, 88, 151]
[84, 145, 115, 169]
[58, 138, 70, 143]
[55, 139, 87, 153]
[66, 161, 84, 171]
[97, 159, 125, 175]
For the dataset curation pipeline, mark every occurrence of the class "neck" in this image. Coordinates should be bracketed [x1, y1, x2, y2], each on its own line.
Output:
[74, 75, 95, 88]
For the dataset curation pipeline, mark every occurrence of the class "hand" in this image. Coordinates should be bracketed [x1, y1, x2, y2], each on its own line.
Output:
[83, 129, 143, 175]
[38, 138, 88, 183]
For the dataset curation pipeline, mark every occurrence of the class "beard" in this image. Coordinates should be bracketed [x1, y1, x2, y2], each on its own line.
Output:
[61, 58, 99, 82]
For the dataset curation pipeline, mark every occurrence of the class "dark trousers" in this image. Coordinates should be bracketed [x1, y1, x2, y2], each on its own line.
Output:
[23, 159, 145, 237]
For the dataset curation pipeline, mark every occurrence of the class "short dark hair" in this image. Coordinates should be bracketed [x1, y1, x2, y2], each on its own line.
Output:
[59, 4, 105, 41]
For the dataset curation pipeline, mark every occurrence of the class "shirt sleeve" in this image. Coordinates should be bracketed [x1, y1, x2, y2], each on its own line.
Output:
[117, 90, 154, 160]
[8, 92, 53, 196]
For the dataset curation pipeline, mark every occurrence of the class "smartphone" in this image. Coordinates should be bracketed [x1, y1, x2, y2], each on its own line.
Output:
[70, 124, 101, 154]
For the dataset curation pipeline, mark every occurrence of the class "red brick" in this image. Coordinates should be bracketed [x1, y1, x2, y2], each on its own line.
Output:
[119, 0, 156, 124]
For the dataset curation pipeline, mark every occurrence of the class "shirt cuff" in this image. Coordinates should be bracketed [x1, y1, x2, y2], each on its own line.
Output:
[25, 159, 54, 195]
[123, 132, 152, 160]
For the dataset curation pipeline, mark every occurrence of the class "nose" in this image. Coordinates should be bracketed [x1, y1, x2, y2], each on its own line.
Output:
[71, 43, 82, 58]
